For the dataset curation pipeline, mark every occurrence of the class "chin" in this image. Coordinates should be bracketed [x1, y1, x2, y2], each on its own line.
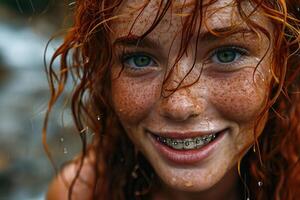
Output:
[150, 159, 233, 193]
[165, 179, 217, 193]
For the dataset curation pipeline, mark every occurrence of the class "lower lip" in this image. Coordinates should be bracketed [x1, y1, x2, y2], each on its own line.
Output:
[148, 130, 227, 165]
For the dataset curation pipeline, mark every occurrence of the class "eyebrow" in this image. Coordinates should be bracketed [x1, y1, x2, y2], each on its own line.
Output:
[114, 35, 161, 49]
[200, 26, 254, 41]
[113, 26, 254, 49]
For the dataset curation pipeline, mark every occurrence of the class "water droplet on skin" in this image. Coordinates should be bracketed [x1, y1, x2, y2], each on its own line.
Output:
[63, 147, 68, 154]
[258, 181, 263, 187]
[184, 181, 193, 187]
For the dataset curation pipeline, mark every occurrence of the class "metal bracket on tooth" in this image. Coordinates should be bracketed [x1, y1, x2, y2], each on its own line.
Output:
[161, 134, 215, 150]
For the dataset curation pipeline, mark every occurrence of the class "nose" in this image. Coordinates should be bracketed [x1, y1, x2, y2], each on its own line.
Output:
[159, 87, 206, 122]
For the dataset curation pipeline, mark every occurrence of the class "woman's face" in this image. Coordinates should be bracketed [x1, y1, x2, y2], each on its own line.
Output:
[110, 0, 272, 193]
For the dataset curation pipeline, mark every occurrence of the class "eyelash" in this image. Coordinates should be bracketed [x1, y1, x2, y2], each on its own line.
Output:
[119, 49, 158, 71]
[207, 46, 249, 67]
[118, 45, 249, 72]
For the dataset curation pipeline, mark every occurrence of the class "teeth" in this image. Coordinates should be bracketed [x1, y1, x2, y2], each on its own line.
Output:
[171, 139, 184, 149]
[183, 138, 195, 150]
[158, 134, 216, 150]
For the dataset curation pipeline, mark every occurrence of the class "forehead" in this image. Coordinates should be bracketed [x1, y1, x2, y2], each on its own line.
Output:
[111, 0, 272, 41]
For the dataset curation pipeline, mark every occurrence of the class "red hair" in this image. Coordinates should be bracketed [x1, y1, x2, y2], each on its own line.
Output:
[43, 0, 300, 199]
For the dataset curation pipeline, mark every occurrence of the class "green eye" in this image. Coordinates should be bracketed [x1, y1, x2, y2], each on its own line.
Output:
[217, 50, 237, 63]
[124, 54, 156, 68]
[133, 55, 151, 67]
[212, 47, 246, 64]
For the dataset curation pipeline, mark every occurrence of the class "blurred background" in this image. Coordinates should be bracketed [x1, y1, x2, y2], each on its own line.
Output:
[0, 1, 82, 199]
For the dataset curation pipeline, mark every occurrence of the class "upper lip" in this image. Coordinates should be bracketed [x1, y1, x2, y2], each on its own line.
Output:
[146, 128, 227, 139]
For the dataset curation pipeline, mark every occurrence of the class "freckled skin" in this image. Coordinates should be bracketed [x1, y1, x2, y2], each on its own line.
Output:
[111, 0, 273, 199]
[209, 69, 266, 121]
[112, 72, 163, 124]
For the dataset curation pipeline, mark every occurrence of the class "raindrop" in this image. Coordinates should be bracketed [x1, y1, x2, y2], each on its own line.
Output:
[246, 198, 250, 200]
[131, 171, 137, 178]
[63, 147, 68, 154]
[16, 0, 24, 14]
[69, 1, 76, 7]
[84, 57, 90, 64]
[184, 181, 193, 187]
[60, 137, 64, 143]
[80, 127, 88, 133]
[29, 0, 35, 13]
[258, 181, 263, 187]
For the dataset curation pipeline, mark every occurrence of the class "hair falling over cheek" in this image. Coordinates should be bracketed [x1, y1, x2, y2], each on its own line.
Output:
[43, 0, 300, 200]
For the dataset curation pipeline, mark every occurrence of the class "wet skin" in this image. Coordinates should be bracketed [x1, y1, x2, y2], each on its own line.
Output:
[110, 0, 273, 199]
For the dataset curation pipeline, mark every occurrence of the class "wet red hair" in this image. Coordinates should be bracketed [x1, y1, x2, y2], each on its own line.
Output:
[43, 0, 300, 199]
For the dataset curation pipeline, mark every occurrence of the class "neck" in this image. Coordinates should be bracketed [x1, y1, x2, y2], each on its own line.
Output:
[151, 167, 241, 200]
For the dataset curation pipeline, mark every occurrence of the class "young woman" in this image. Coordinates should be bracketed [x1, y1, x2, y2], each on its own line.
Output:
[44, 0, 300, 199]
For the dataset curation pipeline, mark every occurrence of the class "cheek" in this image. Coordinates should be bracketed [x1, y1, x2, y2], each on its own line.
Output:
[111, 76, 161, 124]
[209, 70, 268, 121]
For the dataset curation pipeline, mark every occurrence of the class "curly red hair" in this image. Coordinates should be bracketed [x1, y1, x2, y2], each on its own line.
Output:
[43, 0, 300, 199]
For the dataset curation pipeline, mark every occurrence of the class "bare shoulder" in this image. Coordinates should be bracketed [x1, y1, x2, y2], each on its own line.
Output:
[46, 150, 96, 200]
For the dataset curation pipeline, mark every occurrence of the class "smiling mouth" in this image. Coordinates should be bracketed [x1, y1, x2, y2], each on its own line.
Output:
[151, 131, 223, 150]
